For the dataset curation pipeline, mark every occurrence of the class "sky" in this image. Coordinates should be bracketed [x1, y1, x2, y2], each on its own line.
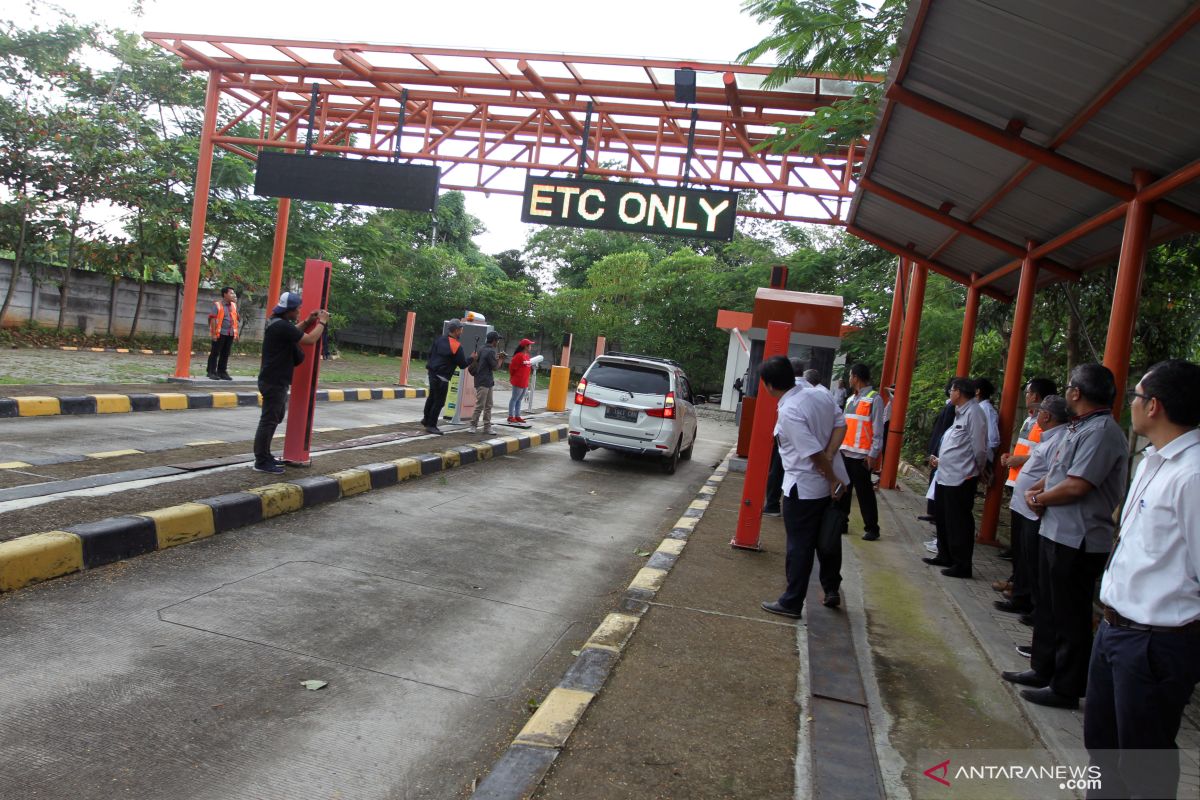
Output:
[15, 0, 781, 254]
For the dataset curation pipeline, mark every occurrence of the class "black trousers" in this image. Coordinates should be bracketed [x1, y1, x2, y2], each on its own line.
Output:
[837, 454, 879, 536]
[933, 478, 977, 573]
[777, 490, 836, 611]
[422, 372, 450, 427]
[1009, 512, 1040, 609]
[1084, 621, 1200, 799]
[764, 442, 783, 511]
[253, 381, 288, 464]
[207, 334, 233, 375]
[1031, 536, 1108, 697]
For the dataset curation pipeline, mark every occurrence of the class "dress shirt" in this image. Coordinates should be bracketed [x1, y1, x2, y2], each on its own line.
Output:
[1040, 411, 1128, 553]
[1100, 429, 1200, 626]
[935, 399, 988, 487]
[774, 385, 835, 500]
[1010, 424, 1066, 521]
[979, 398, 1000, 452]
[840, 384, 885, 460]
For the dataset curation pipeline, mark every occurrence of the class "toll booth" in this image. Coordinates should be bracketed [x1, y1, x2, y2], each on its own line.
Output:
[730, 289, 844, 458]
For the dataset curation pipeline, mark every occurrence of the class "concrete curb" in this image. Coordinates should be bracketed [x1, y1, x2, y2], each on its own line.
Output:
[0, 386, 427, 419]
[53, 346, 255, 356]
[0, 424, 567, 595]
[469, 452, 733, 800]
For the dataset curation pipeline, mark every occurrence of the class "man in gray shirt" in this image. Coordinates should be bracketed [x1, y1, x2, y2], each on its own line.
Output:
[1003, 363, 1128, 710]
[923, 377, 988, 578]
[468, 331, 505, 435]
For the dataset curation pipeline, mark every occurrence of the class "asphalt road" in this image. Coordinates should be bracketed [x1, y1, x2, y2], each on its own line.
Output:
[0, 414, 737, 799]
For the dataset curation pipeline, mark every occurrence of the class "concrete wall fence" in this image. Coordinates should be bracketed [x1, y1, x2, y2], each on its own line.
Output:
[0, 258, 265, 342]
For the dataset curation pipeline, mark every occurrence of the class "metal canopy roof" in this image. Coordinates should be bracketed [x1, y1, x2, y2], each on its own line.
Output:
[847, 0, 1200, 300]
[145, 33, 876, 225]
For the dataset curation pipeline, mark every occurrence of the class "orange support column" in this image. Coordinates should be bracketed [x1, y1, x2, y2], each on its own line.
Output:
[595, 336, 606, 359]
[979, 250, 1039, 545]
[731, 320, 791, 550]
[879, 260, 928, 489]
[1103, 174, 1154, 408]
[173, 70, 221, 378]
[398, 311, 416, 386]
[267, 197, 292, 320]
[956, 277, 981, 377]
[879, 257, 908, 390]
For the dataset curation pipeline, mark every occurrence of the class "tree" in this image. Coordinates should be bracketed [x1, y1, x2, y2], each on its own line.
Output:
[738, 0, 905, 153]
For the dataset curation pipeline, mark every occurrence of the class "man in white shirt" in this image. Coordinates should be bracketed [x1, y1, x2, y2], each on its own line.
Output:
[923, 377, 989, 578]
[1085, 359, 1200, 799]
[759, 356, 847, 619]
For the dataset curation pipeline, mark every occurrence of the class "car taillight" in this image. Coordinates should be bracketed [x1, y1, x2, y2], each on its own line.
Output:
[574, 378, 600, 407]
[645, 391, 675, 418]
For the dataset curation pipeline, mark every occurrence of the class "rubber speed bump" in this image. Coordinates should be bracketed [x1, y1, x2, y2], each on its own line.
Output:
[513, 688, 595, 749]
[144, 503, 216, 549]
[0, 531, 83, 592]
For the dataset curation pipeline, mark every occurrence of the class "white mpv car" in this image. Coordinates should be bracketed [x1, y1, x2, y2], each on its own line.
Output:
[567, 353, 699, 474]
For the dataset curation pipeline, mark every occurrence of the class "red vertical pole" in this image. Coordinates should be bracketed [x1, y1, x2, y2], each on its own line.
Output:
[979, 249, 1039, 545]
[1103, 173, 1154, 409]
[879, 260, 928, 489]
[266, 128, 298, 318]
[732, 320, 791, 550]
[173, 71, 220, 378]
[595, 335, 606, 359]
[879, 257, 908, 390]
[955, 276, 981, 377]
[560, 333, 573, 368]
[398, 310, 416, 386]
[283, 259, 332, 465]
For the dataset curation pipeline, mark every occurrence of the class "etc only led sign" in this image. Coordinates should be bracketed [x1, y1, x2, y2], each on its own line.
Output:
[521, 176, 737, 241]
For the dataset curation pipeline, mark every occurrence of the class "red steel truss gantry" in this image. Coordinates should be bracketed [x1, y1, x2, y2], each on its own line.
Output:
[145, 33, 874, 375]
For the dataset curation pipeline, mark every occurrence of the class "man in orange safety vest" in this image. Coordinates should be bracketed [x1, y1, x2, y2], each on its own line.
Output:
[206, 287, 239, 380]
[836, 363, 885, 541]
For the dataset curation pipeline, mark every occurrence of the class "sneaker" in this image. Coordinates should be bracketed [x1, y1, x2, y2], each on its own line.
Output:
[482, 428, 496, 435]
[762, 506, 782, 517]
[468, 426, 478, 434]
[515, 417, 527, 423]
[924, 539, 939, 553]
[507, 416, 517, 423]
[252, 462, 285, 474]
[1016, 645, 1032, 658]
[273, 457, 288, 467]
[761, 600, 802, 619]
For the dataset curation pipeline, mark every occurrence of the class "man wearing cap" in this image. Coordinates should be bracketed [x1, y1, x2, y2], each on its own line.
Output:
[468, 331, 506, 435]
[206, 287, 239, 381]
[253, 292, 329, 474]
[507, 338, 537, 423]
[423, 320, 472, 435]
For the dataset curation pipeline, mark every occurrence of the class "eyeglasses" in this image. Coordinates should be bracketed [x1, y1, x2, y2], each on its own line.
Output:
[1065, 384, 1080, 392]
[1126, 388, 1152, 404]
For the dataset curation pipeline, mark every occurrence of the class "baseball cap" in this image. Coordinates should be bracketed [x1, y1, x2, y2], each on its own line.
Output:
[447, 319, 464, 332]
[519, 338, 534, 346]
[272, 291, 302, 315]
[486, 331, 502, 343]
[1036, 395, 1069, 422]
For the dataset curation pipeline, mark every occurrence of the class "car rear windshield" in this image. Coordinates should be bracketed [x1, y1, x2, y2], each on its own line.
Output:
[587, 362, 670, 395]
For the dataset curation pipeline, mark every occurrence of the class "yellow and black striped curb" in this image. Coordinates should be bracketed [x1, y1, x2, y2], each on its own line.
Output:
[53, 346, 255, 356]
[469, 453, 732, 800]
[0, 386, 426, 418]
[0, 425, 567, 594]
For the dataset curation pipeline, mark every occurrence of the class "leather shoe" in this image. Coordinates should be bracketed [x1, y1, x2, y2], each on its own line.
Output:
[862, 531, 880, 541]
[1002, 669, 1048, 688]
[822, 591, 841, 609]
[1019, 613, 1034, 627]
[762, 506, 782, 517]
[994, 599, 1032, 614]
[761, 600, 802, 619]
[916, 514, 935, 522]
[998, 548, 1014, 560]
[1020, 687, 1078, 709]
[941, 568, 972, 579]
[922, 556, 952, 566]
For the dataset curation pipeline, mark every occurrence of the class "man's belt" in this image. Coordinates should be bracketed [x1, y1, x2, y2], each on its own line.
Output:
[1103, 606, 1200, 634]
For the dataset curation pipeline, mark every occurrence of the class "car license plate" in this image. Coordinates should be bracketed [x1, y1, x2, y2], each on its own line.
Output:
[605, 406, 638, 422]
